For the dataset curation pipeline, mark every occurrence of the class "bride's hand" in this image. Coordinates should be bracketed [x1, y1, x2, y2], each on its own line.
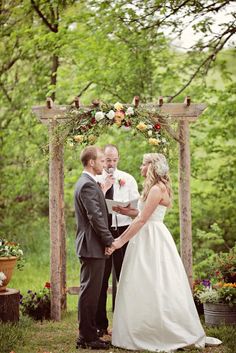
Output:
[105, 238, 123, 255]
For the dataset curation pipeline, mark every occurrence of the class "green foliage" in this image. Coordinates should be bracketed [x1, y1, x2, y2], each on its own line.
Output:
[198, 286, 236, 305]
[193, 224, 225, 278]
[21, 284, 51, 320]
[0, 0, 235, 286]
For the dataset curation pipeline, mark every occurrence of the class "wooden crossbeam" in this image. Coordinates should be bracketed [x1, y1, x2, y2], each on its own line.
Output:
[32, 102, 207, 124]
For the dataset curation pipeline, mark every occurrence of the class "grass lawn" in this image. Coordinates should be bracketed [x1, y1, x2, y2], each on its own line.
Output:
[2, 226, 235, 353]
[1, 304, 235, 353]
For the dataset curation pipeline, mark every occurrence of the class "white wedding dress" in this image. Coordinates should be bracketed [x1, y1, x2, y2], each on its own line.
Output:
[112, 202, 221, 352]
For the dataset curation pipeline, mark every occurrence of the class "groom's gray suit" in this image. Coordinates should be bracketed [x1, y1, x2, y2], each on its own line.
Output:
[74, 172, 114, 342]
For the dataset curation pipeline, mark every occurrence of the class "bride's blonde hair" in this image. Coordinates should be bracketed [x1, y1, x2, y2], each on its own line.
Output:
[141, 153, 172, 201]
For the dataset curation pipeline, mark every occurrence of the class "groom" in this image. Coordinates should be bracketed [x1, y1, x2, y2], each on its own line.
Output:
[74, 146, 114, 350]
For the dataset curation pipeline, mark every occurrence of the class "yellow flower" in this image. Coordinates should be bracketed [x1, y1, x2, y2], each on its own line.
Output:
[136, 122, 147, 131]
[74, 135, 84, 143]
[149, 138, 160, 146]
[88, 135, 96, 143]
[114, 102, 123, 111]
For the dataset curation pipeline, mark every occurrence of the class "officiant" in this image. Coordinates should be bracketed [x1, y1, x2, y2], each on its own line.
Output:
[96, 144, 139, 337]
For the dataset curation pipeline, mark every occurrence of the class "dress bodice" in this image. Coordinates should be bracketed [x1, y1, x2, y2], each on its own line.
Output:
[138, 200, 167, 222]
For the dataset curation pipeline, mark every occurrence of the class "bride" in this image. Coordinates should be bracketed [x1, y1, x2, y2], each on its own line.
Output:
[106, 153, 221, 352]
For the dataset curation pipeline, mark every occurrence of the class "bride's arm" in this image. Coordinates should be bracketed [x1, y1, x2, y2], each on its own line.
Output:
[114, 185, 162, 247]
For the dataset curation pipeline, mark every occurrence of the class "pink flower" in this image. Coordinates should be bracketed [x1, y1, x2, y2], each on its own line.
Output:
[118, 179, 126, 187]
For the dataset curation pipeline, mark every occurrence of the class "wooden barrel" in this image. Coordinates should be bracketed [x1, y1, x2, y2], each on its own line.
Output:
[203, 303, 236, 326]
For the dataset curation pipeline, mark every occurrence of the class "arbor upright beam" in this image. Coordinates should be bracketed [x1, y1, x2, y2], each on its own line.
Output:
[178, 117, 193, 287]
[49, 118, 66, 321]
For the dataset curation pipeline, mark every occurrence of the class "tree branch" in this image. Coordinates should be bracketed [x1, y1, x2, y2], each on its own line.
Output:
[30, 0, 57, 32]
[0, 82, 12, 103]
[0, 56, 20, 76]
[168, 26, 236, 102]
[69, 82, 94, 104]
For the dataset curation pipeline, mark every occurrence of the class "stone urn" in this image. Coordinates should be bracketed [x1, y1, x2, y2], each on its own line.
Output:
[0, 256, 17, 291]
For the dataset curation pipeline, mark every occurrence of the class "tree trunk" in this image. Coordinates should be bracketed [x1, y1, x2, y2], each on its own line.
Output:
[0, 288, 20, 323]
[50, 54, 59, 102]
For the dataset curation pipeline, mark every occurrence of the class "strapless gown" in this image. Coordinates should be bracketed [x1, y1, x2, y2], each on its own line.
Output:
[112, 202, 221, 352]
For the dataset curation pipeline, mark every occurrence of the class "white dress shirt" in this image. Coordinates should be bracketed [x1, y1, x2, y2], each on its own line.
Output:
[97, 169, 140, 228]
[82, 171, 97, 182]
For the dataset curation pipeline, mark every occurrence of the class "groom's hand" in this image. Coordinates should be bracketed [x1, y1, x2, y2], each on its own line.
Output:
[105, 241, 117, 255]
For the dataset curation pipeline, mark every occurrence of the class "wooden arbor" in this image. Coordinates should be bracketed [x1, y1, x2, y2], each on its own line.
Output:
[32, 96, 206, 321]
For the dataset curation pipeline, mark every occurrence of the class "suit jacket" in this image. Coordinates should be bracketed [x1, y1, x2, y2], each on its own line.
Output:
[74, 173, 114, 258]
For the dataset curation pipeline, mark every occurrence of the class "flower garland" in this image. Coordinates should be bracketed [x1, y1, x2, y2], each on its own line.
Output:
[59, 101, 171, 154]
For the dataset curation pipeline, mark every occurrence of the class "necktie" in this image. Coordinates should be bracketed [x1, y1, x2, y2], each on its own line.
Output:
[105, 184, 114, 200]
[105, 185, 114, 227]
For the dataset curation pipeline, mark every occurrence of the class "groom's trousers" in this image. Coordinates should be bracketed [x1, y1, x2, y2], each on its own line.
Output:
[96, 225, 128, 331]
[78, 257, 106, 341]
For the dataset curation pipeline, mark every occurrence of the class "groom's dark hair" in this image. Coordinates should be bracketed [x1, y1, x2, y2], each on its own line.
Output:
[80, 146, 102, 167]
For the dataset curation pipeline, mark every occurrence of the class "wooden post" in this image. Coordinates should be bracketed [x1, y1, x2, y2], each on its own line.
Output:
[178, 118, 193, 287]
[49, 117, 66, 320]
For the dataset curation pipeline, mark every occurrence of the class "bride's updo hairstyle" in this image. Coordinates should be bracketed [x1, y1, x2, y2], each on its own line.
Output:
[141, 153, 172, 201]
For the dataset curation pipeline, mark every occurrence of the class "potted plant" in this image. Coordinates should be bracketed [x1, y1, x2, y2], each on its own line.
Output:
[20, 282, 51, 321]
[196, 247, 236, 326]
[0, 239, 24, 292]
[193, 279, 211, 315]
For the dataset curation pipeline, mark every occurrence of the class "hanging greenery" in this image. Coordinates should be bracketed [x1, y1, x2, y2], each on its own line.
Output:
[58, 101, 172, 154]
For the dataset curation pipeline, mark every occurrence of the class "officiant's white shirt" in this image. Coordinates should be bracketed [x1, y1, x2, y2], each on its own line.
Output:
[97, 169, 139, 228]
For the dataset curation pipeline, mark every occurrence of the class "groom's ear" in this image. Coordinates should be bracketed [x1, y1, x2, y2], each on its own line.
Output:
[89, 159, 95, 167]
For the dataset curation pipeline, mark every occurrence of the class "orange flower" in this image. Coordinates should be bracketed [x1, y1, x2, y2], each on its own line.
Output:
[114, 111, 125, 126]
[223, 283, 236, 288]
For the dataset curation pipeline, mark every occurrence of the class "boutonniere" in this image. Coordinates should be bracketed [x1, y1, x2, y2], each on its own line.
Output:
[118, 178, 126, 188]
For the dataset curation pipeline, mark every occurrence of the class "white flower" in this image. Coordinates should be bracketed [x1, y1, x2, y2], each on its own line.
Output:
[18, 249, 23, 256]
[121, 125, 131, 132]
[126, 107, 134, 116]
[95, 111, 105, 121]
[148, 130, 152, 137]
[106, 110, 115, 120]
[0, 272, 6, 286]
[154, 155, 169, 176]
[161, 138, 167, 144]
[147, 124, 153, 130]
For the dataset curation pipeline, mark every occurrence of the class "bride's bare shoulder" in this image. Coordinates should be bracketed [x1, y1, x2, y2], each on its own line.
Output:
[149, 184, 163, 196]
[151, 183, 165, 193]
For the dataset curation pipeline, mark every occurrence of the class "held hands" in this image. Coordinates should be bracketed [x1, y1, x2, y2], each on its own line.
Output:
[105, 238, 123, 255]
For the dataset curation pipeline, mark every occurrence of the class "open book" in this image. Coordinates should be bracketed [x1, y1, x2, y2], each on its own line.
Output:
[105, 198, 139, 214]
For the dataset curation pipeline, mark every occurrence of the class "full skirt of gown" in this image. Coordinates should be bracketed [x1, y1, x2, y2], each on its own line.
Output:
[112, 205, 206, 352]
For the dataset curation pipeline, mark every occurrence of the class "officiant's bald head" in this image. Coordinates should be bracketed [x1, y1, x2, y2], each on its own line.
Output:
[103, 144, 119, 171]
